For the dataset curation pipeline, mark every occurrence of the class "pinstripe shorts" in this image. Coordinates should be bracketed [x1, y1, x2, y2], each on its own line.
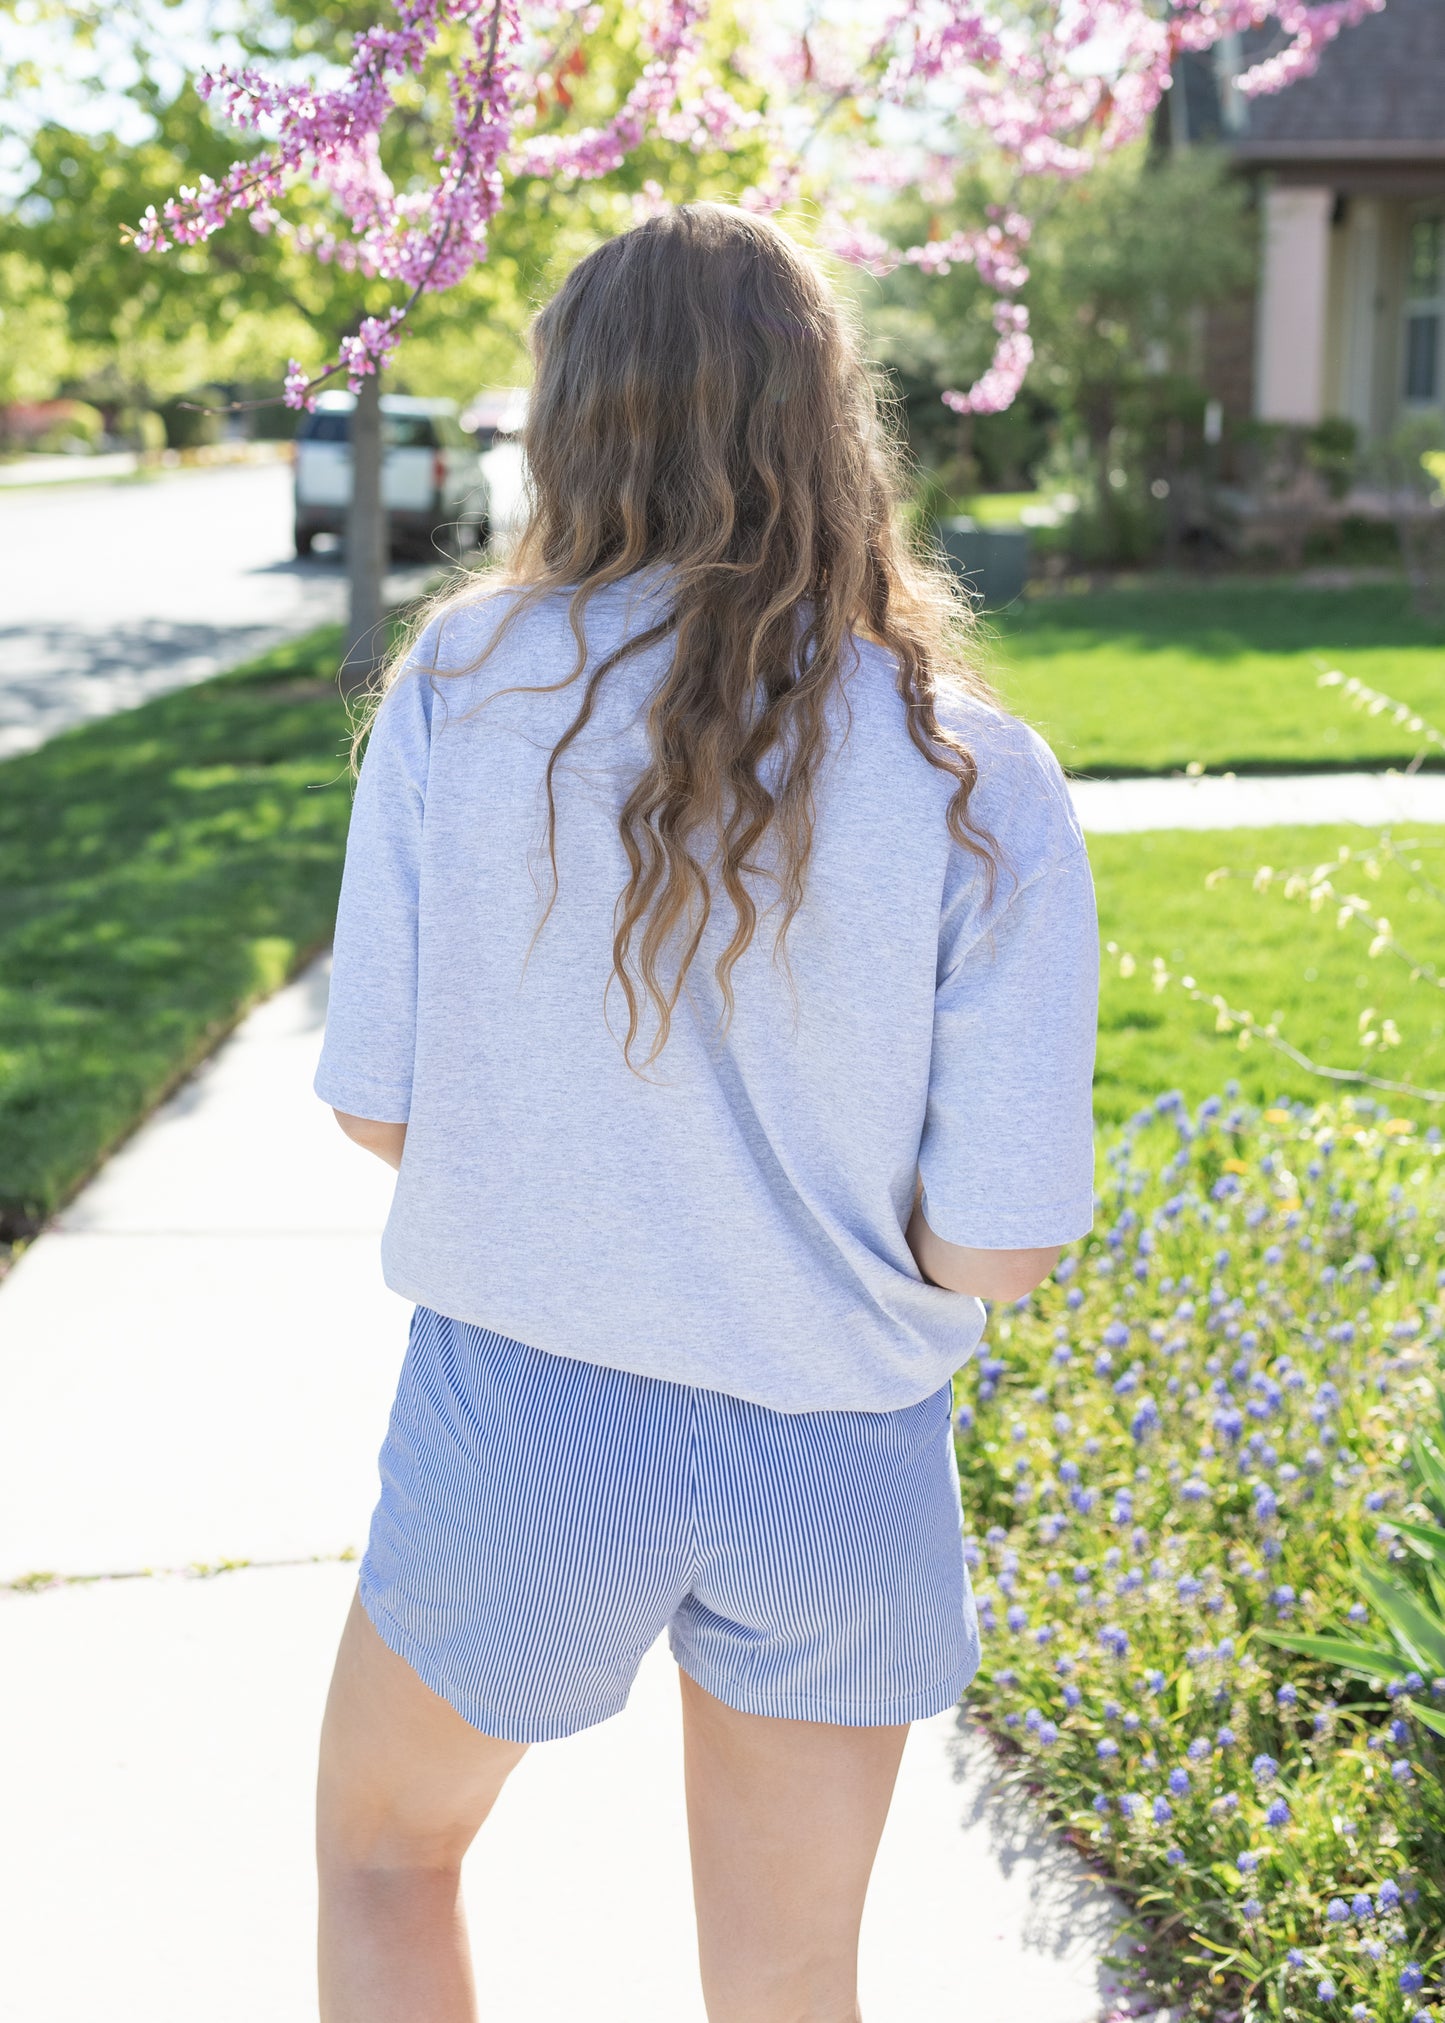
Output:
[358, 1307, 979, 1743]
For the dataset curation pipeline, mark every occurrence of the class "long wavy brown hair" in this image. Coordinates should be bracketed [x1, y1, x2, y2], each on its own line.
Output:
[373, 201, 999, 1065]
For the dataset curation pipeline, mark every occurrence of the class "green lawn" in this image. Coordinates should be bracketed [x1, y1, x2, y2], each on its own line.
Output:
[0, 629, 356, 1236]
[988, 582, 1445, 775]
[1091, 822, 1445, 1123]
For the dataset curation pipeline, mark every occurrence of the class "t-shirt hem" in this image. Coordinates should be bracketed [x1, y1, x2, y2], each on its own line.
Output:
[313, 1063, 412, 1124]
[380, 1269, 979, 1417]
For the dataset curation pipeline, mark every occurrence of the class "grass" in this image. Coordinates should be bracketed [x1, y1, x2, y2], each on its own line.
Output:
[988, 583, 1445, 776]
[1091, 824, 1445, 1128]
[0, 627, 356, 1236]
[958, 490, 1064, 526]
[955, 1095, 1445, 2021]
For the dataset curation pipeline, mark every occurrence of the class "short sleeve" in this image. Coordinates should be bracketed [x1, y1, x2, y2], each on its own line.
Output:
[918, 838, 1099, 1249]
[313, 670, 432, 1122]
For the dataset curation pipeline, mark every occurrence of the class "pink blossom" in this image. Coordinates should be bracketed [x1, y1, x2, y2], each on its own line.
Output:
[134, 0, 1389, 417]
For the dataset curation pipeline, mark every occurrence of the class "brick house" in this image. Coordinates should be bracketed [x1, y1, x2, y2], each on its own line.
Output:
[1181, 0, 1445, 442]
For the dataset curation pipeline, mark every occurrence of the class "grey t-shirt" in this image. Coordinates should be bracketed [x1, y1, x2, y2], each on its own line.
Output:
[314, 576, 1099, 1412]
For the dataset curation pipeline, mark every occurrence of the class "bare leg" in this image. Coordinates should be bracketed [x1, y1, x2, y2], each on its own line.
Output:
[678, 1667, 908, 2023]
[316, 1591, 529, 2023]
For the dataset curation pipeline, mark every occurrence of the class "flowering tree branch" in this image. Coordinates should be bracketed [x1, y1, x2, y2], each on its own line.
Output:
[128, 0, 1388, 416]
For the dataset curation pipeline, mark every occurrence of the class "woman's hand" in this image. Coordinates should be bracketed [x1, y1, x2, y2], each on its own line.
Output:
[332, 1110, 408, 1171]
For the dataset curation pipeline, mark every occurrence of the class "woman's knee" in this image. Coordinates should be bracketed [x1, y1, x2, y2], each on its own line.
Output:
[317, 1591, 527, 1874]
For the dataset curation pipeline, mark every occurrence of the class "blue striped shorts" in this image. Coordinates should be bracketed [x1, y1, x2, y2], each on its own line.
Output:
[358, 1307, 980, 1743]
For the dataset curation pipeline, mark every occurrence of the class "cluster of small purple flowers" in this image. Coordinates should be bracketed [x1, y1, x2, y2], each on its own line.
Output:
[955, 1091, 1445, 2020]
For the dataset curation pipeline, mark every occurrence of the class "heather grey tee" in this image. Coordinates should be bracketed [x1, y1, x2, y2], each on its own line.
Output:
[314, 575, 1099, 1412]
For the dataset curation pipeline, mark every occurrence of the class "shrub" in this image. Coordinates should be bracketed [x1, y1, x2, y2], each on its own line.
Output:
[157, 392, 224, 450]
[956, 1090, 1445, 2020]
[33, 399, 105, 454]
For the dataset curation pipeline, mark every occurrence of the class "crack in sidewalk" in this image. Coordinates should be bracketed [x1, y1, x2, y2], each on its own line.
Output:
[3, 1546, 359, 1596]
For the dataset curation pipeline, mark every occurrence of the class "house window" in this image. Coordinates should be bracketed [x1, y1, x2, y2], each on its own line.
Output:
[1404, 215, 1443, 404]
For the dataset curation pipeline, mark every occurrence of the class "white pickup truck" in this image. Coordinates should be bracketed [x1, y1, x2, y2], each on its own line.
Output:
[293, 392, 490, 559]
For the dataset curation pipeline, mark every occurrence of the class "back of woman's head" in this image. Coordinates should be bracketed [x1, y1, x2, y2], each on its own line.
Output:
[522, 202, 885, 603]
[404, 202, 996, 1063]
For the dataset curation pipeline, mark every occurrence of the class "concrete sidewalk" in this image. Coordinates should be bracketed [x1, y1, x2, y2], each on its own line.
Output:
[1071, 766, 1445, 832]
[0, 956, 1126, 2023]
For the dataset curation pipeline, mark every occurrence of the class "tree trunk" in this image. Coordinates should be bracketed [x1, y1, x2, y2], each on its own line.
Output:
[343, 369, 387, 696]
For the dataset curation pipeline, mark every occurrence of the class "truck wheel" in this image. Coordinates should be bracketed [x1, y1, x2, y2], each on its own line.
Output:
[294, 523, 314, 557]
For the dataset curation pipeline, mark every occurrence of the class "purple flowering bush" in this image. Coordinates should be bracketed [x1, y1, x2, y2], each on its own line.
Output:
[954, 1086, 1445, 2021]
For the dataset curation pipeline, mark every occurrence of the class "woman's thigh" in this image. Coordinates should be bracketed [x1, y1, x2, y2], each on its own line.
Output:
[317, 1591, 529, 1870]
[678, 1666, 908, 2023]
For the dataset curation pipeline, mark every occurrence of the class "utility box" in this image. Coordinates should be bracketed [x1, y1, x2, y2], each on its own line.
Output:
[935, 516, 1031, 609]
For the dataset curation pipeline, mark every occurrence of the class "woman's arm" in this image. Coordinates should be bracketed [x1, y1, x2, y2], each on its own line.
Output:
[333, 1110, 408, 1171]
[906, 1192, 1061, 1301]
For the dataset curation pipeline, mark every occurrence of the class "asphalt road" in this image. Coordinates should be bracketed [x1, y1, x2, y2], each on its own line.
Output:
[0, 450, 527, 760]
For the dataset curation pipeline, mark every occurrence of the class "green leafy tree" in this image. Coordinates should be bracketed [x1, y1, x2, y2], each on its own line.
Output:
[865, 143, 1257, 546]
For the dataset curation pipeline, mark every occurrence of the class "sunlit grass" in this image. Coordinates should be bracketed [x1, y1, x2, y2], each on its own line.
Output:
[0, 629, 356, 1233]
[989, 584, 1445, 776]
[1091, 824, 1445, 1127]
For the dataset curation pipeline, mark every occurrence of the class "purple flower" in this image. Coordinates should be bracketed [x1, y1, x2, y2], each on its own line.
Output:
[1237, 1851, 1260, 1874]
[1097, 1738, 1118, 1761]
[1092, 1794, 1110, 1816]
[1318, 1980, 1337, 2004]
[1216, 1727, 1236, 1750]
[1251, 1753, 1279, 1785]
[1352, 1893, 1373, 1920]
[1399, 1964, 1424, 1996]
[1165, 1845, 1185, 1865]
[1391, 1759, 1414, 1783]
[1118, 1793, 1140, 1819]
[1168, 1767, 1190, 1796]
[1129, 1399, 1159, 1441]
[1241, 1896, 1262, 1921]
[1276, 1683, 1297, 1708]
[1152, 1796, 1172, 1824]
[1376, 1880, 1401, 1913]
[1006, 1606, 1028, 1632]
[1265, 1798, 1290, 1827]
[1326, 1898, 1349, 1923]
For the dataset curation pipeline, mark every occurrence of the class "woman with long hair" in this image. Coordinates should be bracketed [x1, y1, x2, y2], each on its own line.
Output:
[314, 201, 1098, 2022]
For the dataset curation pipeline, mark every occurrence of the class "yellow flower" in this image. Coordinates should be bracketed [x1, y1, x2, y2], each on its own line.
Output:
[1383, 1118, 1415, 1137]
[1263, 1108, 1290, 1124]
[1223, 1157, 1250, 1174]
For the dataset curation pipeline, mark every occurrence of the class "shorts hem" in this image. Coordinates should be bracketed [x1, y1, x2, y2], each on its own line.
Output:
[668, 1635, 980, 1727]
[357, 1576, 632, 1746]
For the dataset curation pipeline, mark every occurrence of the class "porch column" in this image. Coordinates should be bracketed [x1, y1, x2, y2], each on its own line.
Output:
[1340, 199, 1385, 439]
[1255, 184, 1334, 424]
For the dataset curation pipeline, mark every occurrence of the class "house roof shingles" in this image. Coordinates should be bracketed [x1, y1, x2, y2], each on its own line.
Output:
[1232, 0, 1445, 157]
